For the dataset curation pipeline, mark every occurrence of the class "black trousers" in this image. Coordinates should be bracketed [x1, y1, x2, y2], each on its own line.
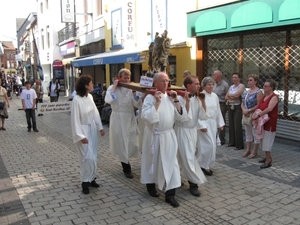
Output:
[25, 109, 37, 130]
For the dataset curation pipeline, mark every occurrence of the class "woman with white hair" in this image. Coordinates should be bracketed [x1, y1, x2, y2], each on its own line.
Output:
[196, 77, 225, 176]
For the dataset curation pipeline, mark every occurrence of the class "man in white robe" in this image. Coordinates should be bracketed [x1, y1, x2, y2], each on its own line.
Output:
[71, 76, 105, 194]
[141, 72, 186, 207]
[196, 77, 225, 176]
[105, 68, 143, 179]
[174, 75, 208, 197]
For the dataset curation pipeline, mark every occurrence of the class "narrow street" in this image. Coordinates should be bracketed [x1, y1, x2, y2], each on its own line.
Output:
[0, 95, 300, 225]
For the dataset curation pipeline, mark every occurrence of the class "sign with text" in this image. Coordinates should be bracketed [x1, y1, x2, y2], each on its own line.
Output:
[38, 102, 71, 114]
[61, 0, 75, 23]
[140, 76, 153, 87]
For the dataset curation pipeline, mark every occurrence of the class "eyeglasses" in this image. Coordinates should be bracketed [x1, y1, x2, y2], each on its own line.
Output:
[248, 79, 253, 81]
[263, 85, 270, 88]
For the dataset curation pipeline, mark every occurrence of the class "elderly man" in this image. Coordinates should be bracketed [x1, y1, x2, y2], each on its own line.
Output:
[174, 75, 208, 197]
[212, 70, 229, 145]
[141, 72, 187, 207]
[105, 68, 143, 179]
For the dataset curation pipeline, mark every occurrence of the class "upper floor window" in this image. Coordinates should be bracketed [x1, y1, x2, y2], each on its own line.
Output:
[46, 0, 48, 9]
[46, 26, 50, 48]
[84, 0, 88, 23]
[40, 2, 43, 13]
[41, 29, 45, 50]
[97, 0, 102, 16]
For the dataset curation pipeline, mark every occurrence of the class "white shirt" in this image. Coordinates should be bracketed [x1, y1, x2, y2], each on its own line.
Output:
[21, 88, 37, 109]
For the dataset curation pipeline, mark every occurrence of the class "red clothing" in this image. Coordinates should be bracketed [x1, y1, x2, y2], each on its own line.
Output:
[258, 93, 278, 132]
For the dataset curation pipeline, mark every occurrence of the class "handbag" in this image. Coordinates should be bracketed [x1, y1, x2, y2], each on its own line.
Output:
[0, 102, 4, 110]
[242, 113, 253, 126]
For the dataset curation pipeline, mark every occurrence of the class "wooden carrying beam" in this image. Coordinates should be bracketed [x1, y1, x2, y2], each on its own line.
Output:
[118, 82, 186, 92]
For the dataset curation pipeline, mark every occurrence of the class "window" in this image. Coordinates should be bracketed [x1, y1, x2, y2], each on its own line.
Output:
[84, 0, 88, 23]
[46, 26, 50, 48]
[40, 2, 43, 13]
[41, 29, 45, 50]
[46, 0, 48, 9]
[97, 0, 102, 16]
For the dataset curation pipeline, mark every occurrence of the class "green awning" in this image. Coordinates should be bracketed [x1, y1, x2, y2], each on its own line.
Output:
[187, 0, 300, 37]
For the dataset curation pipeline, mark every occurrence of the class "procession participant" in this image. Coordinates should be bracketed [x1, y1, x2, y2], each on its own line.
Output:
[196, 77, 225, 176]
[141, 72, 187, 208]
[104, 68, 143, 179]
[174, 75, 208, 197]
[71, 75, 105, 194]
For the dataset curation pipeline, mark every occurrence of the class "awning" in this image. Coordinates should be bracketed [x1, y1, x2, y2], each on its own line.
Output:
[71, 48, 145, 67]
[62, 57, 76, 65]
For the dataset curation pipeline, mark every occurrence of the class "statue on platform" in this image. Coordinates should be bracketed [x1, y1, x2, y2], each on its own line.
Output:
[148, 30, 171, 73]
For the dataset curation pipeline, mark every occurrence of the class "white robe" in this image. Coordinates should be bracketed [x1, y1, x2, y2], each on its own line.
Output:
[196, 90, 225, 169]
[174, 96, 208, 184]
[71, 94, 103, 182]
[141, 93, 187, 191]
[105, 85, 142, 163]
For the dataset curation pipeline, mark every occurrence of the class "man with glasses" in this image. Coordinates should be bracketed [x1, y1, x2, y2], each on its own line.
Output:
[141, 72, 187, 207]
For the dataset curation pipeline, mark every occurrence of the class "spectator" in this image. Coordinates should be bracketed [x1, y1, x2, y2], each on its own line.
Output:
[212, 70, 229, 145]
[252, 79, 278, 169]
[0, 78, 10, 130]
[182, 70, 191, 87]
[32, 80, 44, 116]
[241, 74, 263, 158]
[47, 77, 60, 102]
[225, 73, 245, 150]
[196, 77, 225, 176]
[21, 81, 38, 132]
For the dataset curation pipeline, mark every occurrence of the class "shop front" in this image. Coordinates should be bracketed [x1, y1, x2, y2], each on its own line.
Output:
[187, 0, 300, 141]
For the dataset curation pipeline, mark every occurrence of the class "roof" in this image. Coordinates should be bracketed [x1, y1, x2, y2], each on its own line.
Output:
[2, 41, 15, 50]
[16, 18, 26, 31]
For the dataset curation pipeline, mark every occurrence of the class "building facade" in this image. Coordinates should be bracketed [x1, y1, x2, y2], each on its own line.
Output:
[187, 0, 300, 140]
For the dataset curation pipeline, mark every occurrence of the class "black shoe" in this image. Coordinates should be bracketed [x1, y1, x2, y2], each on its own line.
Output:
[28, 129, 31, 132]
[82, 182, 90, 194]
[33, 129, 39, 132]
[260, 161, 272, 169]
[190, 188, 201, 197]
[258, 158, 266, 163]
[201, 168, 213, 176]
[90, 179, 100, 188]
[148, 190, 159, 197]
[124, 172, 133, 179]
[165, 197, 179, 207]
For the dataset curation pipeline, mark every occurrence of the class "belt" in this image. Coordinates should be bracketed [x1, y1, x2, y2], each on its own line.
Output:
[146, 126, 172, 174]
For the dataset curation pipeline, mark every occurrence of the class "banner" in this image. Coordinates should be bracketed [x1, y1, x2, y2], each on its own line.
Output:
[32, 31, 44, 81]
[37, 102, 71, 114]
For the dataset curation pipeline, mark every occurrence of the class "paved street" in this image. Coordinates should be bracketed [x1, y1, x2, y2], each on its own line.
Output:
[0, 95, 300, 225]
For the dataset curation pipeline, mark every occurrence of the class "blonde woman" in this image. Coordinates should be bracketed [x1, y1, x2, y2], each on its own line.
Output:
[241, 74, 263, 158]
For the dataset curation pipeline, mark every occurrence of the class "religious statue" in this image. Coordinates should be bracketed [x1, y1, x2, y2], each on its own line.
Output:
[148, 30, 172, 73]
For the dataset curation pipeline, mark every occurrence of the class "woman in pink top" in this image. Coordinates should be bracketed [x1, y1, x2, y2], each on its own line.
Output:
[252, 79, 278, 169]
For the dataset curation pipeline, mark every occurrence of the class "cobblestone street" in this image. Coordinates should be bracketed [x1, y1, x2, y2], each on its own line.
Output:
[0, 96, 300, 225]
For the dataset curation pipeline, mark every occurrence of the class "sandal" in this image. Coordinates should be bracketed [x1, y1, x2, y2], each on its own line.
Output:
[247, 153, 257, 159]
[242, 151, 250, 158]
[0, 127, 6, 131]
